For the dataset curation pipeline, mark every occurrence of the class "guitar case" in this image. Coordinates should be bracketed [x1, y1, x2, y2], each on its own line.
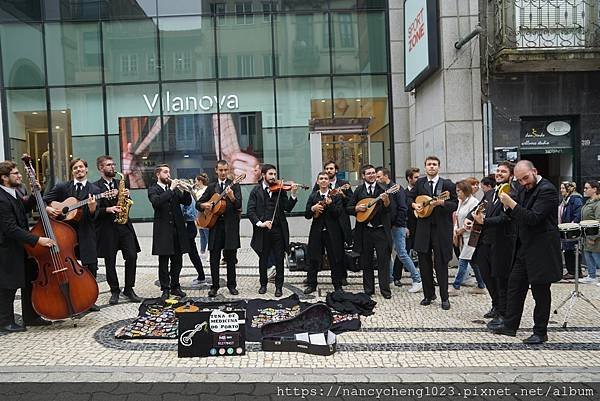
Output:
[261, 303, 337, 356]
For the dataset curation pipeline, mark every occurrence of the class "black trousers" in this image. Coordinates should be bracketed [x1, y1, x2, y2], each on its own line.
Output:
[503, 254, 552, 336]
[0, 260, 41, 325]
[104, 225, 139, 293]
[360, 227, 391, 297]
[307, 230, 344, 289]
[259, 226, 285, 288]
[186, 221, 205, 281]
[418, 237, 449, 301]
[158, 236, 183, 291]
[475, 243, 499, 310]
[209, 220, 237, 290]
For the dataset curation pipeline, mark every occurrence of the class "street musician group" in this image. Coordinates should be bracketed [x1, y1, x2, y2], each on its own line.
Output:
[0, 152, 574, 344]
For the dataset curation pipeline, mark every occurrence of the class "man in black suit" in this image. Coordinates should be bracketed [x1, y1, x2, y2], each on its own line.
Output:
[304, 171, 345, 294]
[44, 158, 102, 311]
[197, 160, 242, 297]
[148, 164, 192, 300]
[347, 164, 392, 299]
[94, 155, 141, 305]
[247, 163, 298, 297]
[468, 161, 517, 327]
[0, 161, 55, 332]
[492, 160, 562, 344]
[408, 156, 458, 310]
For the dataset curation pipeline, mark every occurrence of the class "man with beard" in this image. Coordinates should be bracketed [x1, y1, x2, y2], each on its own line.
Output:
[44, 158, 102, 311]
[0, 161, 55, 332]
[491, 160, 562, 344]
[247, 164, 297, 297]
[148, 164, 192, 300]
[94, 155, 141, 305]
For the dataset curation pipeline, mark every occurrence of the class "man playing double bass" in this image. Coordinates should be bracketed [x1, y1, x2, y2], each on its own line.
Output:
[44, 158, 102, 311]
[197, 160, 242, 297]
[0, 161, 55, 332]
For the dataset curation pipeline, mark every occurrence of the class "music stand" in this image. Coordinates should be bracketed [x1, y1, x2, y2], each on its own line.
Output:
[553, 235, 600, 328]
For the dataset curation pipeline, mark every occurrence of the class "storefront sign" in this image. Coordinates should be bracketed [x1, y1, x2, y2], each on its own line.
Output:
[404, 0, 439, 91]
[520, 118, 573, 150]
[143, 91, 239, 113]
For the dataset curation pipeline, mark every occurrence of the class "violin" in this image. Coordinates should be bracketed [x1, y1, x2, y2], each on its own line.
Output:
[268, 180, 310, 192]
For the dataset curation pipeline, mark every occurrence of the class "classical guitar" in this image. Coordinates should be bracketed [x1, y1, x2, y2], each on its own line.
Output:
[313, 183, 351, 218]
[356, 184, 401, 223]
[467, 200, 488, 247]
[195, 173, 246, 229]
[51, 189, 118, 222]
[414, 191, 450, 219]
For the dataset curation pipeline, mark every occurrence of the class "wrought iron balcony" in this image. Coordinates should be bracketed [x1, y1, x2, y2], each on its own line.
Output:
[489, 0, 600, 72]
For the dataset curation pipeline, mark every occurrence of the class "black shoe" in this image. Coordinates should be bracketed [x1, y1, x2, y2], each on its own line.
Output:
[302, 278, 308, 285]
[491, 325, 517, 337]
[171, 288, 187, 298]
[483, 307, 498, 319]
[122, 289, 141, 302]
[208, 288, 217, 297]
[228, 288, 239, 296]
[394, 279, 402, 287]
[258, 286, 267, 294]
[24, 317, 52, 327]
[160, 290, 170, 301]
[303, 286, 317, 295]
[333, 286, 343, 292]
[382, 293, 392, 299]
[523, 334, 548, 344]
[89, 304, 100, 312]
[341, 279, 349, 286]
[441, 300, 451, 310]
[0, 323, 26, 333]
[365, 291, 375, 296]
[274, 288, 283, 297]
[486, 316, 504, 330]
[109, 292, 120, 305]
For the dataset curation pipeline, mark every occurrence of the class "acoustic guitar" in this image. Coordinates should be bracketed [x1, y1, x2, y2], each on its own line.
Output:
[195, 173, 246, 229]
[467, 200, 488, 247]
[356, 184, 401, 223]
[313, 183, 351, 218]
[51, 189, 118, 222]
[413, 191, 450, 218]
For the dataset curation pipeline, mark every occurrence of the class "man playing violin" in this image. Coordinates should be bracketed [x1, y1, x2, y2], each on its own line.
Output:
[304, 172, 345, 294]
[347, 164, 393, 299]
[247, 164, 298, 297]
[148, 164, 192, 300]
[44, 158, 102, 312]
[197, 160, 242, 297]
[0, 161, 55, 332]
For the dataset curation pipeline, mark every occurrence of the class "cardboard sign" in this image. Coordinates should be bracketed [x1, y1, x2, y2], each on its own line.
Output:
[177, 309, 246, 358]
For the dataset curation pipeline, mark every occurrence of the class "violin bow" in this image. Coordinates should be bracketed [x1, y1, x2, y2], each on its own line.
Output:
[270, 179, 284, 223]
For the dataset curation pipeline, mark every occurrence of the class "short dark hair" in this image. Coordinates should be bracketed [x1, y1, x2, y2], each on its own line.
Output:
[323, 160, 338, 170]
[155, 163, 169, 176]
[585, 180, 600, 195]
[261, 163, 276, 175]
[69, 158, 88, 171]
[405, 167, 420, 180]
[317, 171, 329, 180]
[497, 161, 515, 175]
[456, 180, 472, 196]
[96, 155, 113, 170]
[424, 156, 440, 165]
[0, 161, 17, 179]
[376, 167, 391, 178]
[480, 177, 495, 188]
[216, 159, 228, 168]
[360, 164, 375, 175]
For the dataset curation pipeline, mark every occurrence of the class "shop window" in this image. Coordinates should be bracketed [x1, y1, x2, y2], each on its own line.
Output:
[235, 2, 254, 25]
[0, 23, 44, 87]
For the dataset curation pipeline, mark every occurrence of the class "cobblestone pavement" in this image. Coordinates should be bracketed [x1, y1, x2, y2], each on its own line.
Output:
[2, 236, 600, 383]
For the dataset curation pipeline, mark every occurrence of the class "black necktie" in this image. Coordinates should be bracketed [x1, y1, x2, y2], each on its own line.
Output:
[368, 185, 373, 196]
[429, 180, 434, 195]
[75, 183, 83, 199]
[220, 182, 225, 192]
[321, 194, 326, 201]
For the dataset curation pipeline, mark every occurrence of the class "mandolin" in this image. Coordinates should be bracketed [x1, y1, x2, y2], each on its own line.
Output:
[467, 200, 488, 247]
[313, 183, 351, 218]
[356, 184, 401, 223]
[414, 191, 450, 219]
[51, 189, 118, 222]
[196, 173, 246, 229]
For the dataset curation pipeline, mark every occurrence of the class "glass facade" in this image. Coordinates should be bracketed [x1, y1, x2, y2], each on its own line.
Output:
[0, 0, 391, 220]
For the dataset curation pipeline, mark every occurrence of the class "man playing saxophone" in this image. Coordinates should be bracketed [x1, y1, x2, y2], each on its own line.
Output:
[95, 156, 141, 305]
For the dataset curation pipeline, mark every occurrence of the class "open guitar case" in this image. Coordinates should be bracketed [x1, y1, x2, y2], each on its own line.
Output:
[261, 303, 337, 356]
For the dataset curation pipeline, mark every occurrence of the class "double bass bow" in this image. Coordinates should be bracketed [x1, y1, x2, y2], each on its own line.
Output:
[21, 154, 99, 321]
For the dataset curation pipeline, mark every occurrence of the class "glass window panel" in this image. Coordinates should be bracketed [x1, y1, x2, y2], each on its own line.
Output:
[332, 11, 387, 74]
[329, 0, 387, 9]
[49, 87, 104, 137]
[0, 0, 41, 22]
[102, 19, 158, 83]
[45, 22, 102, 85]
[0, 23, 44, 87]
[102, 0, 157, 19]
[278, 0, 326, 12]
[276, 127, 311, 211]
[158, 0, 203, 16]
[44, 0, 101, 21]
[276, 76, 331, 127]
[159, 16, 215, 80]
[71, 136, 105, 182]
[217, 10, 272, 78]
[274, 13, 330, 76]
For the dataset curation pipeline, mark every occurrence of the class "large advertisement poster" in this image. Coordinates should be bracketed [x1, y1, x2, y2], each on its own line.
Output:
[120, 113, 263, 188]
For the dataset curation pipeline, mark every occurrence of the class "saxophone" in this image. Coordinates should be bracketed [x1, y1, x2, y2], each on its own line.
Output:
[114, 172, 133, 224]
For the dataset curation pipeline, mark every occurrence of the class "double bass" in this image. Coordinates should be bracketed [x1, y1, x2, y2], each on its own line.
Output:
[21, 154, 99, 321]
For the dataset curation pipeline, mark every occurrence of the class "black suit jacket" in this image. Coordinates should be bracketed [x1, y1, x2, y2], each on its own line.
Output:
[312, 178, 353, 244]
[346, 182, 392, 254]
[247, 183, 297, 255]
[0, 189, 38, 289]
[93, 178, 140, 258]
[148, 184, 191, 256]
[304, 190, 344, 261]
[43, 181, 101, 265]
[408, 176, 458, 264]
[197, 179, 242, 250]
[511, 177, 562, 284]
